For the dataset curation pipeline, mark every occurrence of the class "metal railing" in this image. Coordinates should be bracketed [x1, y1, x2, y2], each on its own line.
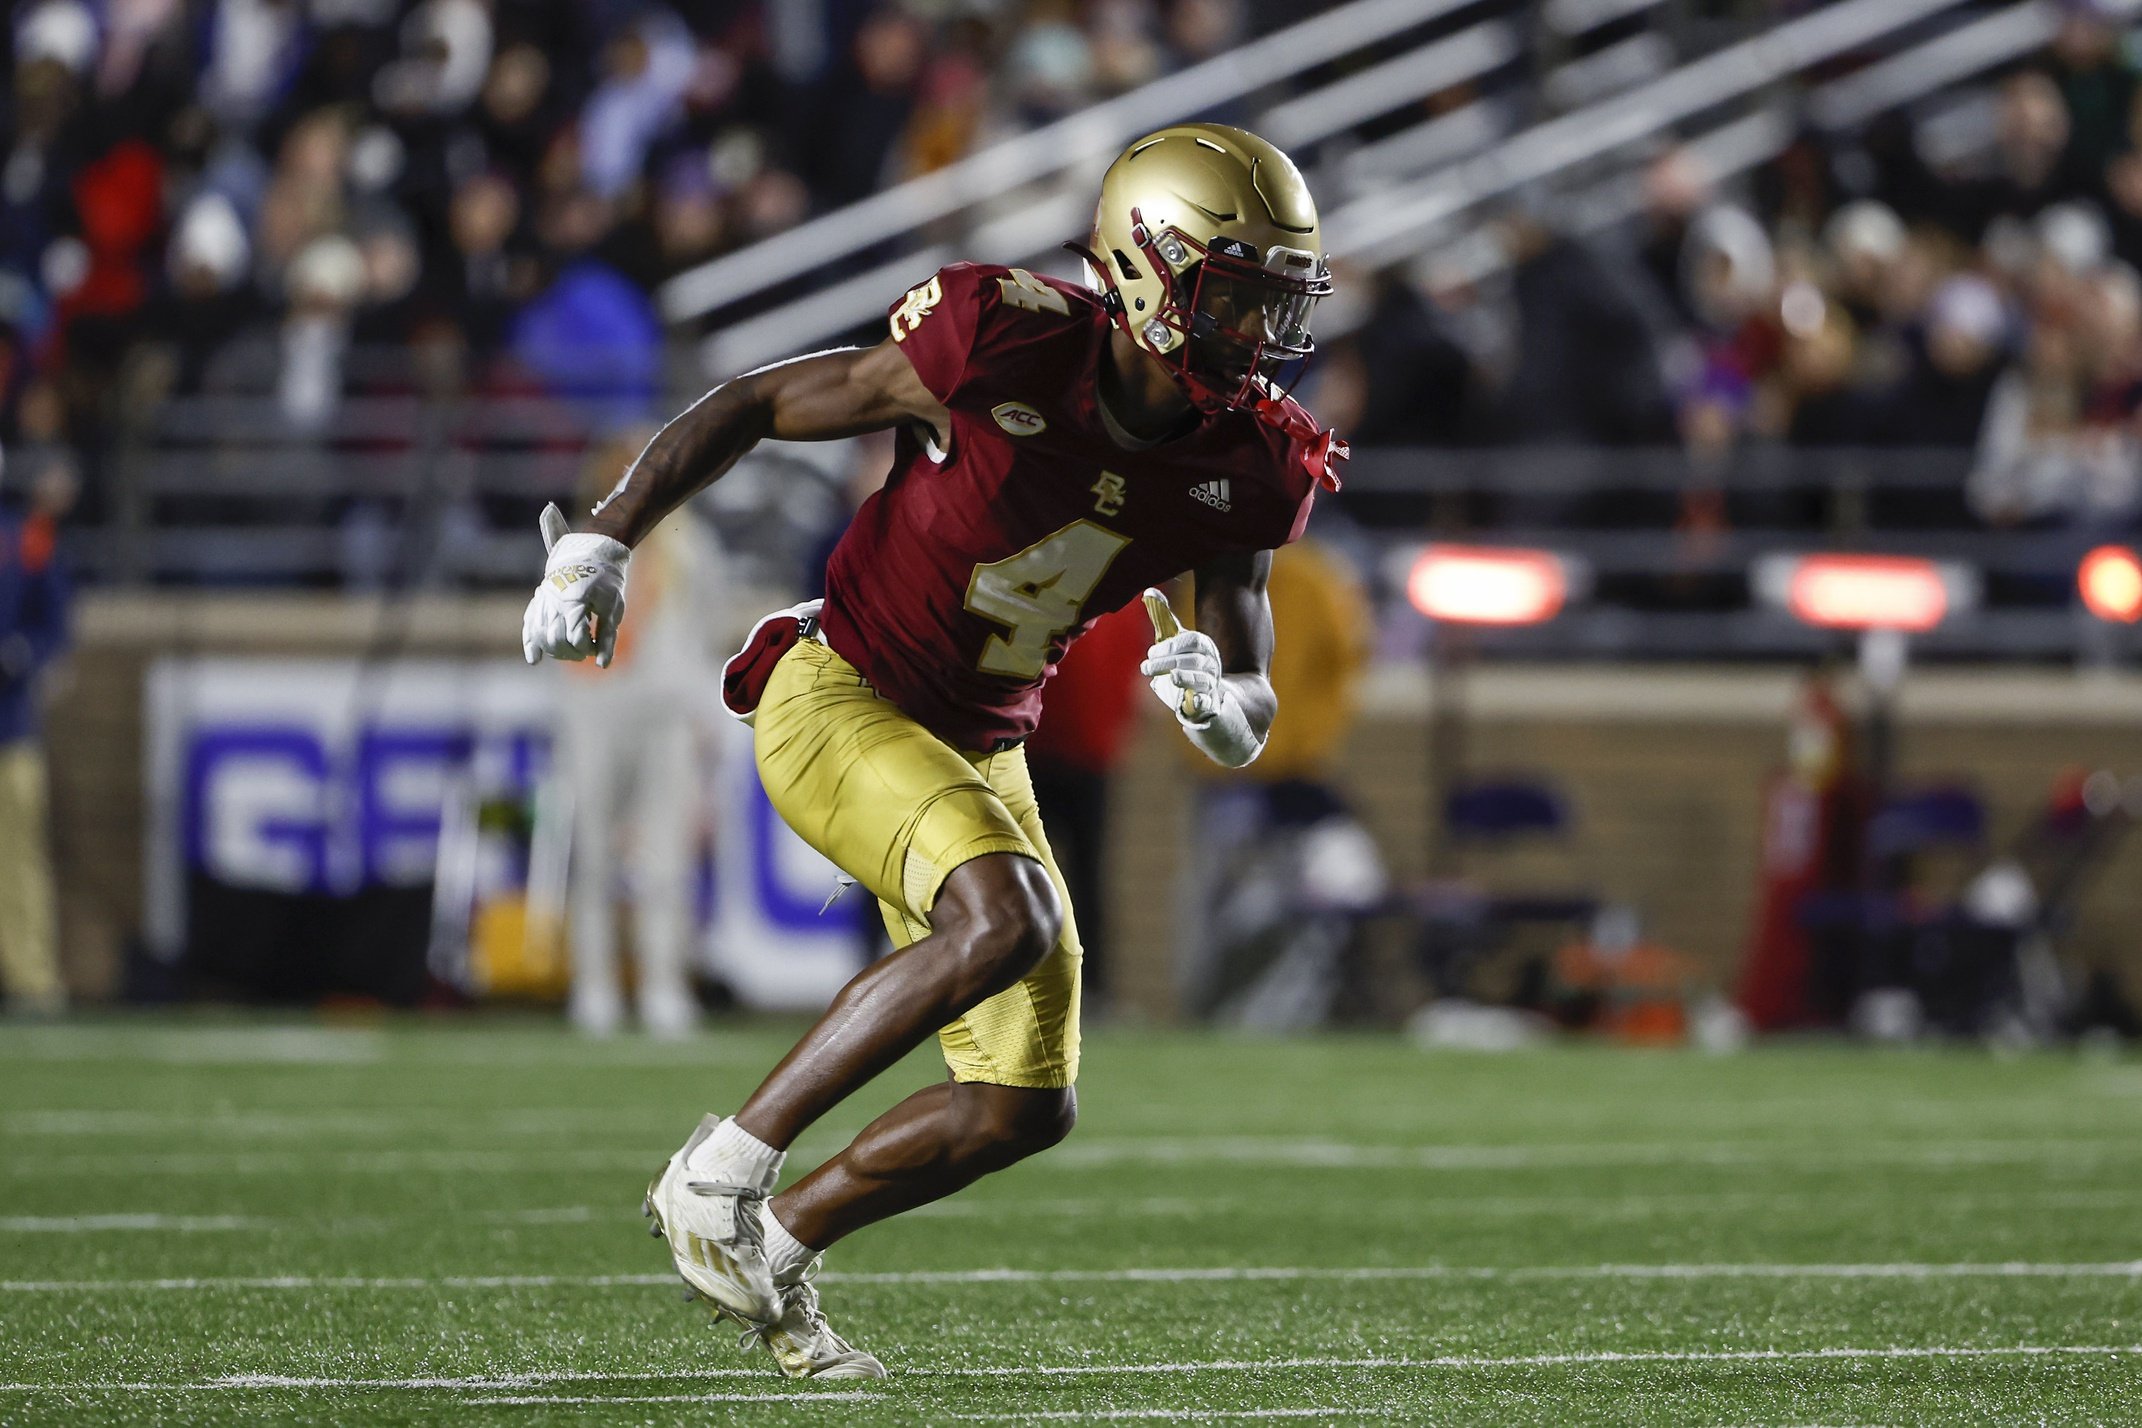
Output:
[1330, 0, 1981, 264]
[65, 411, 2132, 662]
[657, 0, 1470, 326]
[692, 0, 1526, 374]
[1324, 0, 2132, 334]
[669, 0, 2037, 375]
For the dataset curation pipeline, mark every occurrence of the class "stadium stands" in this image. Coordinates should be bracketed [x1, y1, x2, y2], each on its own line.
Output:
[6, 0, 2142, 659]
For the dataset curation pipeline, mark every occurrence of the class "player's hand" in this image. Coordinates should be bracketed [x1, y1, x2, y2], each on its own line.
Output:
[1139, 588, 1222, 727]
[521, 503, 630, 667]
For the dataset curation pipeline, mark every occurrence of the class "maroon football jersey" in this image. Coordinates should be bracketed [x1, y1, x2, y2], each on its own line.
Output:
[820, 262, 1330, 751]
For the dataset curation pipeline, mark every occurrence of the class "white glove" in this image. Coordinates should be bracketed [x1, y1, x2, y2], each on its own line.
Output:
[521, 503, 630, 667]
[1142, 628, 1225, 725]
[1138, 588, 1265, 767]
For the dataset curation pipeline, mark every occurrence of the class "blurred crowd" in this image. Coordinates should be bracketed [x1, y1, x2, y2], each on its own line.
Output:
[7, 0, 2142, 566]
[1319, 1, 2142, 536]
[0, 0, 1292, 515]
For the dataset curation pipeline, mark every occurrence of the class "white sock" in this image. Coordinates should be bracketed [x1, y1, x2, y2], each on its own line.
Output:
[762, 1204, 819, 1285]
[687, 1116, 785, 1193]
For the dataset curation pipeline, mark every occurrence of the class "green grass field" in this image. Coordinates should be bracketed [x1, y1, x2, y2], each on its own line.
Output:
[2, 1016, 2139, 1425]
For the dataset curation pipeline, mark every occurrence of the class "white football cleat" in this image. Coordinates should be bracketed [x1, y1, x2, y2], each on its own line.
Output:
[740, 1269, 887, 1380]
[643, 1115, 781, 1325]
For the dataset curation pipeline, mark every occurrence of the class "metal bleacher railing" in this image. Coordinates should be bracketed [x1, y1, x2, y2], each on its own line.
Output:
[91, 390, 595, 587]
[657, 0, 1487, 347]
[657, 0, 2077, 369]
[80, 398, 2127, 665]
[1390, 0, 2142, 302]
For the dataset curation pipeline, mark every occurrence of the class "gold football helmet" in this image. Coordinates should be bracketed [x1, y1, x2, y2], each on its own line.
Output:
[1078, 123, 1332, 416]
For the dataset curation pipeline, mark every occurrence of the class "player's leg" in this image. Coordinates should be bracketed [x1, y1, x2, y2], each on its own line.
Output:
[735, 757, 1081, 1381]
[713, 866, 1075, 1384]
[768, 742, 1084, 1249]
[731, 851, 1062, 1146]
[643, 639, 1061, 1334]
[728, 640, 1064, 1149]
[768, 1074, 1075, 1250]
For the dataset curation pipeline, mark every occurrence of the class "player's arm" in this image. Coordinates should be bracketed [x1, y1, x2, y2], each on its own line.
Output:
[587, 341, 947, 547]
[1139, 549, 1276, 768]
[520, 341, 945, 665]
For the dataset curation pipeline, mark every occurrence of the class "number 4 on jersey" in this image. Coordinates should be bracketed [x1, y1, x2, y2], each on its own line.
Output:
[965, 520, 1130, 678]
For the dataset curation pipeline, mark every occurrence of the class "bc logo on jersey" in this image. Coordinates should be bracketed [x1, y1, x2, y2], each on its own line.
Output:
[992, 402, 1048, 437]
[1090, 472, 1127, 517]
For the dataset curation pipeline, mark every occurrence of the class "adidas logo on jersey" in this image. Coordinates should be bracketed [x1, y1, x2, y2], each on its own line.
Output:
[1188, 479, 1232, 513]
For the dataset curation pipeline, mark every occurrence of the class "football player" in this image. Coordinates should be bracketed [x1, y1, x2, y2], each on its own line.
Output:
[520, 124, 1346, 1378]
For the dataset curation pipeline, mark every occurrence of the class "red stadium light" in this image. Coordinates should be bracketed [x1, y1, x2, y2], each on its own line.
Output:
[2078, 545, 2142, 624]
[1783, 555, 1950, 633]
[1407, 545, 1567, 626]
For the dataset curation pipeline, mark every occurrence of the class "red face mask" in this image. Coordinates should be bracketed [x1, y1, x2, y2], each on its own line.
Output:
[1069, 213, 1348, 485]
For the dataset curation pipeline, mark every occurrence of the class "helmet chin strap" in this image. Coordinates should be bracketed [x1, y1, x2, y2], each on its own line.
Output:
[1063, 238, 1125, 320]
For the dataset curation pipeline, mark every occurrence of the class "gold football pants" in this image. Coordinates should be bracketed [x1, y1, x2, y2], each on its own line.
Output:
[752, 637, 1081, 1088]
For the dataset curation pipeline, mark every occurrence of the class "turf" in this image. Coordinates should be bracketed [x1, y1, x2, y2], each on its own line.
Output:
[1, 1017, 2139, 1426]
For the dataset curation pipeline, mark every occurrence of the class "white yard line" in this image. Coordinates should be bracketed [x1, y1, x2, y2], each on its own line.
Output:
[8, 1103, 2122, 1151]
[0, 1028, 386, 1065]
[212, 1371, 813, 1387]
[0, 1027, 773, 1069]
[4, 1110, 417, 1137]
[2087, 1068, 2142, 1096]
[950, 1413, 1354, 1423]
[9, 1187, 2133, 1237]
[465, 1390, 877, 1406]
[911, 1187, 2142, 1221]
[1047, 1135, 2142, 1171]
[483, 1206, 602, 1224]
[0, 1214, 269, 1233]
[514, 1410, 1347, 1422]
[6, 1261, 2142, 1294]
[3, 1345, 2131, 1396]
[824, 1262, 2142, 1286]
[953, 1417, 1882, 1425]
[0, 1148, 657, 1178]
[0, 1207, 599, 1234]
[911, 1196, 1221, 1219]
[1, 1108, 712, 1138]
[0, 1273, 679, 1292]
[12, 1134, 2139, 1179]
